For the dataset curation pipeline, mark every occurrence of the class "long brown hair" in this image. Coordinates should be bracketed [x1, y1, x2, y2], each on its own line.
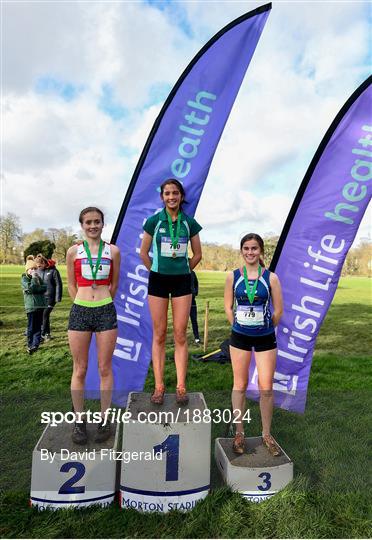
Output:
[240, 233, 265, 267]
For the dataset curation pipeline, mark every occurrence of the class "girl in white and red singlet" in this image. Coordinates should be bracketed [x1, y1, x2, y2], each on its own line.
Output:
[66, 207, 120, 445]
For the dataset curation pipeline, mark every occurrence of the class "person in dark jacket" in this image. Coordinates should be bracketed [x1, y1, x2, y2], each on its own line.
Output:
[35, 254, 63, 341]
[190, 270, 200, 344]
[21, 256, 47, 354]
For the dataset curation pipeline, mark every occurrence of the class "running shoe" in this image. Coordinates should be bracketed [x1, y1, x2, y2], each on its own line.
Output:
[262, 435, 282, 457]
[232, 432, 245, 454]
[72, 419, 87, 445]
[95, 421, 111, 443]
[151, 386, 165, 405]
[176, 387, 189, 406]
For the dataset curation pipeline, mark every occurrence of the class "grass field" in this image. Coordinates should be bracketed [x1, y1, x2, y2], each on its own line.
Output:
[0, 266, 371, 538]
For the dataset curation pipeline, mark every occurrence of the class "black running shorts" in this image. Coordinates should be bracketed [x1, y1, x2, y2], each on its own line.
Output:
[68, 302, 118, 332]
[148, 271, 192, 298]
[230, 330, 277, 352]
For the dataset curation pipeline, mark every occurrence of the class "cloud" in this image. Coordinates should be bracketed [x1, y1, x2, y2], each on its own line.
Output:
[193, 1, 370, 245]
[2, 1, 370, 248]
[196, 180, 293, 247]
[3, 2, 88, 93]
[3, 91, 132, 231]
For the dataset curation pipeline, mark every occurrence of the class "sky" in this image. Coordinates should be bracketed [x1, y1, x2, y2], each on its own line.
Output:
[2, 0, 371, 248]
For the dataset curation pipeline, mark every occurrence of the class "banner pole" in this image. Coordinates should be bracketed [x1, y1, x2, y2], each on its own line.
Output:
[203, 301, 209, 353]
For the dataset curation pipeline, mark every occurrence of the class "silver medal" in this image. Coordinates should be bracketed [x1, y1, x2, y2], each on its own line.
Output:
[92, 282, 97, 289]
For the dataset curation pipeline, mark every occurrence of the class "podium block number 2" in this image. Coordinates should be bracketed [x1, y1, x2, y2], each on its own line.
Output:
[58, 462, 86, 494]
[154, 435, 180, 481]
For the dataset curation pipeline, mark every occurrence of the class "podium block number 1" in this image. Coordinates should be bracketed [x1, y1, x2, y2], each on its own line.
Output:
[154, 435, 180, 482]
[58, 462, 86, 494]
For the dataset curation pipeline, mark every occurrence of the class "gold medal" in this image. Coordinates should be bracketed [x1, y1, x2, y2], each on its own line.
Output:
[172, 252, 177, 258]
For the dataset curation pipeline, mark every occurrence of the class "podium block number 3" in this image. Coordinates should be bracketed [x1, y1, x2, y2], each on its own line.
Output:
[257, 472, 271, 491]
[58, 462, 86, 494]
[154, 435, 180, 482]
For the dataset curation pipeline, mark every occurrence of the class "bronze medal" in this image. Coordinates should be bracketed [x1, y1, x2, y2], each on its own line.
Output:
[172, 252, 177, 258]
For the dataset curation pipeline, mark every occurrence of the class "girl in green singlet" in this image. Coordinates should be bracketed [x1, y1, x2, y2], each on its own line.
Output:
[140, 179, 202, 406]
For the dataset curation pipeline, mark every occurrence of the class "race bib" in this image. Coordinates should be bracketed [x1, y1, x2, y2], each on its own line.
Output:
[81, 258, 111, 281]
[161, 236, 188, 258]
[236, 305, 264, 327]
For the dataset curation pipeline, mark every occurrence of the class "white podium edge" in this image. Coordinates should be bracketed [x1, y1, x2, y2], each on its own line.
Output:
[30, 418, 120, 509]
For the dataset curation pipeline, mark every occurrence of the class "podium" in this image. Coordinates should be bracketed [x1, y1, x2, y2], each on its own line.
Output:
[120, 392, 211, 513]
[30, 421, 118, 510]
[215, 436, 293, 503]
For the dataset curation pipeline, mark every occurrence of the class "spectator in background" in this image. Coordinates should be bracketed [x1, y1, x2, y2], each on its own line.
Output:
[35, 254, 63, 341]
[190, 270, 201, 344]
[21, 256, 47, 354]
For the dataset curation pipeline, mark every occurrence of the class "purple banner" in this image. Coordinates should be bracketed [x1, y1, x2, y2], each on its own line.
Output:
[86, 4, 272, 404]
[247, 76, 372, 413]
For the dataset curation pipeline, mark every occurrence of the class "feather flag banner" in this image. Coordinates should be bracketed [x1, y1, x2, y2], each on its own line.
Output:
[86, 4, 272, 404]
[248, 76, 372, 413]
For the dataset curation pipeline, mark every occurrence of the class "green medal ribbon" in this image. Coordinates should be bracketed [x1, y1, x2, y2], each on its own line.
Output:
[166, 211, 181, 251]
[84, 240, 103, 283]
[243, 265, 261, 304]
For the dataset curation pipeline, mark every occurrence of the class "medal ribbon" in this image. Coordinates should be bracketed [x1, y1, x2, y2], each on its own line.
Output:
[166, 211, 181, 250]
[84, 240, 103, 281]
[243, 265, 261, 304]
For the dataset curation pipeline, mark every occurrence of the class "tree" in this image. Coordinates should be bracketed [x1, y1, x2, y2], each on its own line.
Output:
[197, 236, 280, 272]
[46, 228, 61, 244]
[263, 235, 279, 268]
[47, 228, 77, 262]
[24, 240, 56, 260]
[22, 228, 48, 250]
[20, 226, 78, 263]
[0, 213, 22, 263]
[342, 241, 372, 277]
